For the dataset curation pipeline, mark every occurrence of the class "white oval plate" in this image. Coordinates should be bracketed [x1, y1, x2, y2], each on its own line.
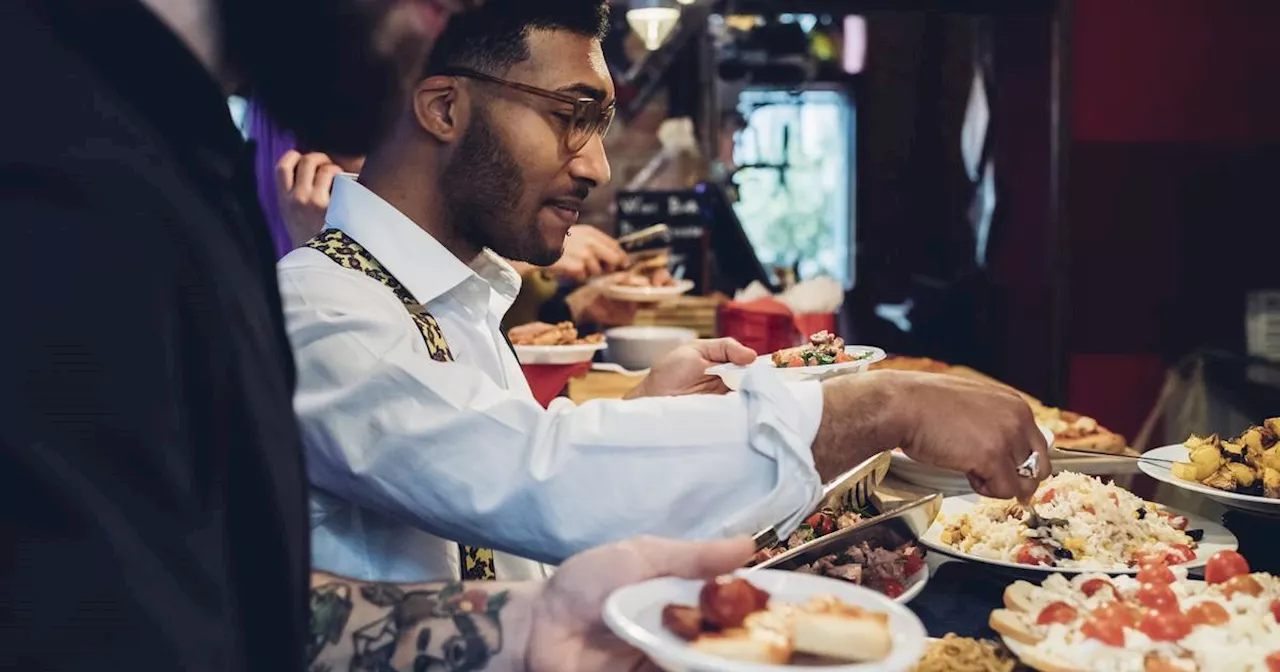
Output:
[1139, 444, 1280, 516]
[706, 346, 888, 391]
[603, 569, 927, 672]
[597, 278, 695, 303]
[918, 493, 1237, 575]
[513, 341, 606, 365]
[889, 428, 1056, 495]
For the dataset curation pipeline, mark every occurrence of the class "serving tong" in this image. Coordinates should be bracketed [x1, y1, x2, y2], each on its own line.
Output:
[751, 451, 893, 553]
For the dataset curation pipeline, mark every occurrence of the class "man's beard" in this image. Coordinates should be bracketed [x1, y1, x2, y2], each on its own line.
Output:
[221, 0, 431, 156]
[441, 110, 562, 266]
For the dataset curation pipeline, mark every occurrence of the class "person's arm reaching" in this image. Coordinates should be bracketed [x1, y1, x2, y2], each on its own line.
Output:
[307, 536, 753, 672]
[281, 263, 1049, 564]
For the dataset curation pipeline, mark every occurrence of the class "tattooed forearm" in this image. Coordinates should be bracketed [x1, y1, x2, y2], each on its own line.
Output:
[307, 572, 534, 672]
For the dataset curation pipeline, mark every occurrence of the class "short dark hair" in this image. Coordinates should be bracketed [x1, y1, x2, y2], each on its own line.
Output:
[425, 0, 611, 76]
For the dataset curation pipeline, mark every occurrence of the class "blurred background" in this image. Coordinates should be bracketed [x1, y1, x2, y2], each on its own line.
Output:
[236, 0, 1280, 448]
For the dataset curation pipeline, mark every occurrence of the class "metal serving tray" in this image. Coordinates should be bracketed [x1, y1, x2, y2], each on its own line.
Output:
[752, 493, 941, 571]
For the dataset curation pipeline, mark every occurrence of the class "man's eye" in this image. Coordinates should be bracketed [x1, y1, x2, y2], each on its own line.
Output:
[552, 112, 574, 125]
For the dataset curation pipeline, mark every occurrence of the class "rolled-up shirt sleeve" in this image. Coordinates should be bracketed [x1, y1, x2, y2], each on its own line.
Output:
[282, 266, 824, 565]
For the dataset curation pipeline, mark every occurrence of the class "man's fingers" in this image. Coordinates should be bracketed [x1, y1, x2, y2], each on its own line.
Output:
[632, 536, 755, 580]
[313, 164, 342, 208]
[693, 338, 757, 366]
[582, 255, 603, 279]
[291, 154, 328, 201]
[275, 150, 302, 193]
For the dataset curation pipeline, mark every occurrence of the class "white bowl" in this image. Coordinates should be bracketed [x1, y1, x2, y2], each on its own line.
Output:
[706, 346, 887, 391]
[514, 342, 607, 365]
[603, 569, 927, 672]
[605, 326, 697, 371]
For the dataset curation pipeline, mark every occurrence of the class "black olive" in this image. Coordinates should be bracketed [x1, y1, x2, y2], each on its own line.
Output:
[1053, 547, 1074, 560]
[1136, 508, 1146, 519]
[1187, 529, 1205, 542]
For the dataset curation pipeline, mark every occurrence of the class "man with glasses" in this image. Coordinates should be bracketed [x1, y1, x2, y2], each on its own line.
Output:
[278, 0, 1049, 585]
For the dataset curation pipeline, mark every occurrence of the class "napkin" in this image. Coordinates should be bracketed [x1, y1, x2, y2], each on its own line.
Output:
[728, 277, 844, 346]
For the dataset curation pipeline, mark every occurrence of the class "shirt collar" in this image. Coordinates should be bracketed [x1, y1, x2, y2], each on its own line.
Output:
[325, 176, 521, 309]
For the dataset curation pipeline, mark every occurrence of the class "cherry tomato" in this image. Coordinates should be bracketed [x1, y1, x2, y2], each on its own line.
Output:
[1271, 600, 1280, 623]
[880, 579, 905, 599]
[785, 356, 805, 368]
[1081, 616, 1126, 647]
[1037, 488, 1057, 504]
[1221, 574, 1264, 599]
[699, 576, 770, 628]
[1081, 578, 1120, 601]
[1167, 544, 1195, 565]
[803, 512, 836, 537]
[1156, 510, 1190, 531]
[1137, 563, 1176, 585]
[903, 548, 925, 577]
[1138, 609, 1192, 642]
[1205, 550, 1251, 585]
[1016, 543, 1054, 567]
[1266, 651, 1280, 672]
[1037, 601, 1078, 625]
[834, 352, 854, 363]
[1186, 602, 1230, 627]
[1137, 583, 1180, 613]
[1094, 602, 1139, 628]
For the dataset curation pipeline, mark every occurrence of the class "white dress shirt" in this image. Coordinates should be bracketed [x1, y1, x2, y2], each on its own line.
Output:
[279, 176, 826, 583]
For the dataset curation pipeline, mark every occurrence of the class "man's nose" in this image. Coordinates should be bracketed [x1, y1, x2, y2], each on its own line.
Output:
[568, 132, 611, 187]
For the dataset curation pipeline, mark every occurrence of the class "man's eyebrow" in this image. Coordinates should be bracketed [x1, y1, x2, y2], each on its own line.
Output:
[557, 83, 609, 100]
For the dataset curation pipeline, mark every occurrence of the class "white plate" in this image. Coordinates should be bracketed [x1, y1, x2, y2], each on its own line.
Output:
[1139, 444, 1280, 516]
[513, 341, 607, 365]
[918, 493, 1238, 575]
[706, 346, 888, 391]
[603, 569, 927, 672]
[597, 278, 695, 303]
[889, 428, 1056, 495]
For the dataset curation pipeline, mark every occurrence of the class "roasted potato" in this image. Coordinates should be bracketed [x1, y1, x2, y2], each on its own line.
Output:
[1263, 445, 1280, 472]
[1226, 462, 1257, 488]
[1221, 440, 1245, 457]
[1264, 467, 1280, 499]
[1265, 418, 1280, 438]
[1189, 446, 1224, 480]
[1203, 467, 1237, 492]
[1172, 462, 1200, 482]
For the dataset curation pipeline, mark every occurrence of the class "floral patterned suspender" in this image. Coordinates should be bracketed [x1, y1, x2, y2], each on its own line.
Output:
[305, 229, 497, 580]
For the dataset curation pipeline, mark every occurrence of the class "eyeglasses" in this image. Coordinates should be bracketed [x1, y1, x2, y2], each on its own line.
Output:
[438, 67, 616, 154]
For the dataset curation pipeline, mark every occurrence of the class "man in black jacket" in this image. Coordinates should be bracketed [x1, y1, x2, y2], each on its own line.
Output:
[0, 1, 771, 671]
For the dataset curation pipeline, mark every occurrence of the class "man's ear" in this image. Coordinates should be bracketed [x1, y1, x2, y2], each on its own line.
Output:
[413, 75, 466, 144]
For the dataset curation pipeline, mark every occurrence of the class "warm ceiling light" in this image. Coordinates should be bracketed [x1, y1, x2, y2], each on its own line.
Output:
[627, 0, 681, 51]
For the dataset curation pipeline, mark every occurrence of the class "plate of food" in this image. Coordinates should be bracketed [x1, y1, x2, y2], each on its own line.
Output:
[706, 331, 886, 391]
[508, 321, 607, 365]
[594, 250, 694, 303]
[1138, 419, 1280, 516]
[990, 550, 1280, 672]
[919, 472, 1238, 574]
[889, 427, 1056, 495]
[911, 635, 1024, 672]
[603, 571, 927, 671]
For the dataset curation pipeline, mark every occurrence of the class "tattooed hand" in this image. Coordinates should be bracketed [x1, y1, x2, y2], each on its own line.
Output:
[307, 536, 753, 672]
[526, 536, 754, 671]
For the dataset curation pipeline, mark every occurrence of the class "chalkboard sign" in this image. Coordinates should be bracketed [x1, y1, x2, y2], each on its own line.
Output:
[616, 190, 711, 294]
